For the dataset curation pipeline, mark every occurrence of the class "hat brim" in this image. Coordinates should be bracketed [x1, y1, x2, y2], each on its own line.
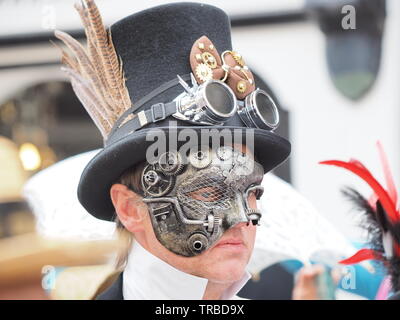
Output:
[78, 126, 291, 221]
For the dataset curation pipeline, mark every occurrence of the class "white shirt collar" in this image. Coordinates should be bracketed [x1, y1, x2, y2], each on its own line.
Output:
[123, 241, 251, 300]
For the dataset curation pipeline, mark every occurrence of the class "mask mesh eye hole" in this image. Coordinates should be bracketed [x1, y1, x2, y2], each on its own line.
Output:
[187, 186, 226, 202]
[180, 179, 232, 206]
[177, 170, 234, 219]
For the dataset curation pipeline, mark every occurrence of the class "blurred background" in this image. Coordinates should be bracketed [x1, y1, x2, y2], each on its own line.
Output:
[0, 0, 397, 299]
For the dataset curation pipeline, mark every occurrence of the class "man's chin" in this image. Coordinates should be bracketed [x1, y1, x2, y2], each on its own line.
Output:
[208, 263, 248, 283]
[204, 252, 250, 281]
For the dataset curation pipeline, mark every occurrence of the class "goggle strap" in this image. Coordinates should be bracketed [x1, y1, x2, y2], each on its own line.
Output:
[108, 73, 191, 139]
[107, 101, 177, 144]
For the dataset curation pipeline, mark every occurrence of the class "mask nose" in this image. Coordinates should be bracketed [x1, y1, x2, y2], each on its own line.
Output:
[221, 193, 249, 230]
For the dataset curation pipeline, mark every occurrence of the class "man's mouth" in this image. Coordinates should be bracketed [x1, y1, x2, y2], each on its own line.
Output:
[214, 238, 245, 248]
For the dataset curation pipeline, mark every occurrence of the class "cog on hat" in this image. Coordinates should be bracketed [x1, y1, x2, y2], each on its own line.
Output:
[201, 52, 218, 69]
[190, 35, 225, 84]
[189, 35, 256, 99]
[195, 63, 213, 83]
[231, 51, 245, 67]
[221, 50, 256, 100]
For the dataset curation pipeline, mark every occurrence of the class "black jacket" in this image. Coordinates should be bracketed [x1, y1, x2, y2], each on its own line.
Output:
[95, 272, 124, 300]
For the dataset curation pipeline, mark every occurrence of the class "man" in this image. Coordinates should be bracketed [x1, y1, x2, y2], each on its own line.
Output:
[55, 0, 290, 299]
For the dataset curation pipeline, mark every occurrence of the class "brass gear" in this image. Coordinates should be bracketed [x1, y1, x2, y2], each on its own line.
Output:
[237, 80, 247, 93]
[201, 52, 218, 69]
[232, 51, 245, 67]
[195, 63, 213, 83]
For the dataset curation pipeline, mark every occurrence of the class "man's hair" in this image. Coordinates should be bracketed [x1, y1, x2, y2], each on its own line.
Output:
[113, 161, 146, 269]
[117, 162, 147, 197]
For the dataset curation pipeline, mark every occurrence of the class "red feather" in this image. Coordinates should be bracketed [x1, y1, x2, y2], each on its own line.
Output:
[395, 242, 400, 257]
[319, 160, 399, 223]
[376, 141, 398, 208]
[339, 248, 383, 265]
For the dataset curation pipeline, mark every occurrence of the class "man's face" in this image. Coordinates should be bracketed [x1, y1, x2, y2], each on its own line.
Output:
[138, 144, 260, 283]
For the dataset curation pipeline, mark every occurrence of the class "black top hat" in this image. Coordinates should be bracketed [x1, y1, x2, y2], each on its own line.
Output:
[56, 1, 291, 221]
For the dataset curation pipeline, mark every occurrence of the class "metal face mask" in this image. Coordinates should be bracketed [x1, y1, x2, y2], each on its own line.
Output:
[141, 146, 264, 257]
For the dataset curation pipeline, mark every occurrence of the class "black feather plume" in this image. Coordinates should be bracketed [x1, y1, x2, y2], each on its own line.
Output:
[341, 186, 400, 292]
[341, 187, 384, 254]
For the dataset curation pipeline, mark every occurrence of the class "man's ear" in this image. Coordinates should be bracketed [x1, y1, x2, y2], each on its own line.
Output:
[110, 184, 147, 233]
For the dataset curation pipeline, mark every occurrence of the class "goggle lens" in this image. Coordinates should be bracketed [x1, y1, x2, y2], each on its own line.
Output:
[254, 90, 279, 130]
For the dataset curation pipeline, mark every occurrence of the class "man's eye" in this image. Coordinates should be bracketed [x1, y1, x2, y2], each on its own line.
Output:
[199, 191, 213, 199]
[188, 187, 221, 202]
